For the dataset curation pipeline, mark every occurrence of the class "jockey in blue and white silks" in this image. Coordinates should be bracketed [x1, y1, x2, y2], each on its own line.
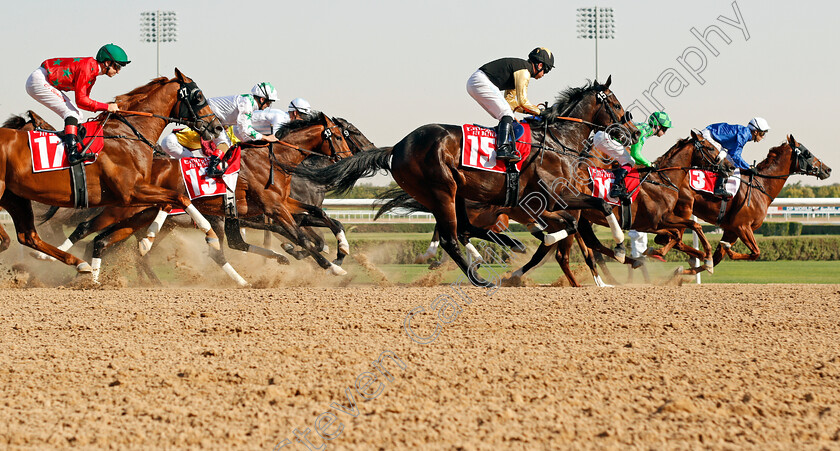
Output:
[702, 117, 770, 198]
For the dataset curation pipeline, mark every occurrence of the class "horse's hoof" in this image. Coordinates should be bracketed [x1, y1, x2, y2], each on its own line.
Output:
[613, 246, 626, 264]
[631, 258, 646, 269]
[719, 240, 732, 249]
[138, 237, 154, 256]
[276, 255, 290, 265]
[673, 265, 685, 276]
[704, 259, 715, 274]
[428, 260, 443, 270]
[76, 262, 92, 273]
[31, 251, 57, 262]
[327, 264, 347, 276]
[205, 236, 221, 251]
[321, 244, 330, 254]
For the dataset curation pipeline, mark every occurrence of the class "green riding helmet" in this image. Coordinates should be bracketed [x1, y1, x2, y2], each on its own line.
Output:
[648, 111, 671, 129]
[96, 43, 131, 66]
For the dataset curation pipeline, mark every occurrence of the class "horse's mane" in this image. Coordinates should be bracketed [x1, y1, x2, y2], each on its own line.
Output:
[113, 77, 169, 107]
[756, 141, 789, 171]
[2, 114, 27, 129]
[275, 112, 324, 140]
[540, 80, 602, 123]
[652, 137, 693, 166]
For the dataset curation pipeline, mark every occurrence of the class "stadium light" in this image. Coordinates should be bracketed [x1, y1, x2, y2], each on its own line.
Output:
[576, 6, 615, 81]
[140, 10, 178, 77]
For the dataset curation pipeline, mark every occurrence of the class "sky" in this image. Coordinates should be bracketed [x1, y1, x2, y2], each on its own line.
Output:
[1, 0, 837, 186]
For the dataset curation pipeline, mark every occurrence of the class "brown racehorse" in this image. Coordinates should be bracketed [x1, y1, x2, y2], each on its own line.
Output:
[649, 135, 831, 272]
[0, 70, 224, 274]
[58, 112, 355, 282]
[295, 77, 639, 286]
[508, 131, 725, 285]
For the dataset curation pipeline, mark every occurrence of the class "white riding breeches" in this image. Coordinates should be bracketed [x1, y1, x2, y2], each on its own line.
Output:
[592, 131, 633, 166]
[25, 67, 82, 122]
[701, 128, 727, 162]
[466, 69, 514, 121]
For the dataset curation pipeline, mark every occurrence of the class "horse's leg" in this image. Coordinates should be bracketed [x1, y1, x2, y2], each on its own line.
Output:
[88, 209, 161, 284]
[655, 213, 716, 272]
[576, 220, 620, 286]
[0, 222, 10, 253]
[0, 193, 90, 273]
[554, 236, 583, 287]
[128, 183, 219, 251]
[285, 198, 349, 266]
[723, 226, 760, 261]
[416, 227, 441, 264]
[556, 195, 625, 263]
[713, 230, 740, 264]
[223, 217, 293, 266]
[237, 217, 310, 261]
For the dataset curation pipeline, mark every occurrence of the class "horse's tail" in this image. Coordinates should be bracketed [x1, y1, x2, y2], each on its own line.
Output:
[38, 205, 61, 225]
[294, 147, 393, 195]
[373, 188, 429, 220]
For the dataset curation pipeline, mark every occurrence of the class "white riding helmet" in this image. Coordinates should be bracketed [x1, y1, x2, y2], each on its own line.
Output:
[748, 117, 770, 132]
[250, 82, 279, 102]
[288, 97, 311, 115]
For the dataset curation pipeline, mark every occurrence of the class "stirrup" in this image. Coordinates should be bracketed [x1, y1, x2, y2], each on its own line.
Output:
[68, 151, 95, 165]
[495, 146, 521, 163]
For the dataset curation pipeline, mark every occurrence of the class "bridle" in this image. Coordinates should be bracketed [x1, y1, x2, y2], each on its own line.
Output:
[174, 80, 218, 139]
[320, 114, 353, 162]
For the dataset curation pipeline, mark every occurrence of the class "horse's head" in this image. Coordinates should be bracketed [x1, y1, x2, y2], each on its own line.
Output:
[687, 129, 725, 169]
[275, 112, 354, 162]
[171, 69, 224, 141]
[332, 117, 376, 154]
[786, 135, 831, 180]
[543, 75, 639, 145]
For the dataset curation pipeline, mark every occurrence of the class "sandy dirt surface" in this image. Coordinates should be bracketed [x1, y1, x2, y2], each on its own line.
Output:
[1, 284, 839, 449]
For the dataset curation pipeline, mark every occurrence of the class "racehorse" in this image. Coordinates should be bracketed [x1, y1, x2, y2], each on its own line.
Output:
[0, 70, 223, 274]
[241, 117, 379, 258]
[58, 112, 355, 283]
[507, 131, 725, 285]
[295, 77, 639, 286]
[649, 135, 831, 271]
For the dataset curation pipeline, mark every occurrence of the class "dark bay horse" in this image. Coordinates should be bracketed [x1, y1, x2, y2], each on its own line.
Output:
[296, 77, 639, 286]
[650, 135, 831, 272]
[62, 112, 355, 283]
[0, 70, 223, 274]
[508, 131, 725, 285]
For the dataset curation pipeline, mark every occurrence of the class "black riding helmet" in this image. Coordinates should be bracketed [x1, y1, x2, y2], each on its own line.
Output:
[528, 47, 554, 74]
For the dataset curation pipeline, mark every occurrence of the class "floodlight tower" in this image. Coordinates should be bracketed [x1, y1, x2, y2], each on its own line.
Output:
[140, 11, 178, 77]
[576, 6, 615, 81]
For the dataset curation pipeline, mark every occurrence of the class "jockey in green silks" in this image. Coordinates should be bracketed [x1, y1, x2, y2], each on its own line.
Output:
[609, 111, 671, 200]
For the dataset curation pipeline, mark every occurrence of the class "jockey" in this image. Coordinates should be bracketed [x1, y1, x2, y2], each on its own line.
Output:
[702, 117, 769, 198]
[609, 111, 671, 200]
[159, 82, 281, 176]
[467, 47, 554, 162]
[248, 97, 313, 135]
[25, 43, 129, 165]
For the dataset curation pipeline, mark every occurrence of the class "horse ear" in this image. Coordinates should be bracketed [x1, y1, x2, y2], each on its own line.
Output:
[174, 67, 185, 81]
[788, 134, 797, 147]
[604, 75, 612, 88]
[691, 130, 699, 140]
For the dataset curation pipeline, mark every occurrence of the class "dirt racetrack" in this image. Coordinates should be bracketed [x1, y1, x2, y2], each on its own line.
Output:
[0, 284, 838, 449]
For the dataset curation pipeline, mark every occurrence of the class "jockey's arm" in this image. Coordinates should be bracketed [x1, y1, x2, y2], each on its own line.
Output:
[506, 69, 541, 115]
[629, 139, 653, 167]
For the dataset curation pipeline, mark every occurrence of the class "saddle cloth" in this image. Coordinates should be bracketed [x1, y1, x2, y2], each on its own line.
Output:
[460, 123, 531, 173]
[688, 169, 741, 197]
[179, 145, 241, 200]
[588, 166, 642, 206]
[29, 121, 105, 173]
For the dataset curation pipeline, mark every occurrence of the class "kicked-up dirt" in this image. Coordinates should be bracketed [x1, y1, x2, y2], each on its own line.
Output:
[0, 284, 839, 449]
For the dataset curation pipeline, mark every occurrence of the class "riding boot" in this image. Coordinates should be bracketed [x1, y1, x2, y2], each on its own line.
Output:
[713, 172, 733, 199]
[205, 155, 225, 178]
[609, 166, 629, 200]
[63, 119, 94, 165]
[495, 116, 520, 163]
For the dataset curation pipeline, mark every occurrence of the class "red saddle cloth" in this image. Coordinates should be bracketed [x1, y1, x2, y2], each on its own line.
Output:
[28, 121, 106, 173]
[588, 166, 642, 206]
[179, 144, 242, 200]
[460, 123, 531, 173]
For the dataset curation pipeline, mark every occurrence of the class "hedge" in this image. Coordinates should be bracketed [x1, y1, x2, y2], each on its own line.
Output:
[348, 235, 840, 264]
